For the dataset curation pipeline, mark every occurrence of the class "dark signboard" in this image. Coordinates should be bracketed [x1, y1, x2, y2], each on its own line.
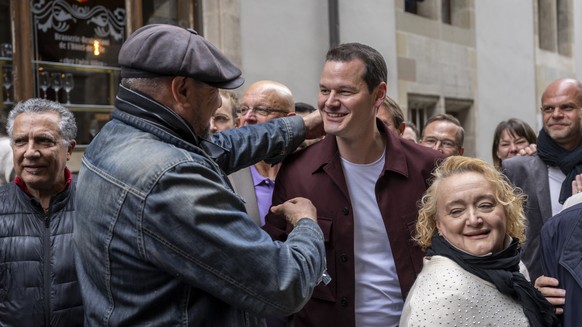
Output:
[31, 0, 126, 66]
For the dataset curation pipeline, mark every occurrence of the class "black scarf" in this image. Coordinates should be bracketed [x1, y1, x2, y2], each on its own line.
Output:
[537, 128, 582, 204]
[427, 235, 560, 327]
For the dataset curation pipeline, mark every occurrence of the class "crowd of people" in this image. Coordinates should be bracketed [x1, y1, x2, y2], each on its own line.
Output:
[0, 23, 581, 326]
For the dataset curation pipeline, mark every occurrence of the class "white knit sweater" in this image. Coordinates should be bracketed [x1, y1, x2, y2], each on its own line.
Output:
[399, 255, 529, 327]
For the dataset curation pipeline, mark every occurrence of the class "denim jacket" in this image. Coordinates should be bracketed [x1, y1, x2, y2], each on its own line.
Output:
[73, 86, 326, 326]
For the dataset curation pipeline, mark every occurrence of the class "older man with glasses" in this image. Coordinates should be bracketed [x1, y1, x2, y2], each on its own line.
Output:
[229, 80, 296, 227]
[419, 113, 465, 157]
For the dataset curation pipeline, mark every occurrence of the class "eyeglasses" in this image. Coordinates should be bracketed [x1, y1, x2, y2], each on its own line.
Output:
[239, 106, 289, 117]
[421, 137, 457, 149]
[540, 104, 580, 114]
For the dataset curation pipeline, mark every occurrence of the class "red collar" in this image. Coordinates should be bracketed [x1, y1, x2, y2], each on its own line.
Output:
[14, 167, 73, 196]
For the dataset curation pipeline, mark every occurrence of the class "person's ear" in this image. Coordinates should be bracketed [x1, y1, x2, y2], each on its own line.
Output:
[398, 122, 406, 135]
[435, 220, 442, 234]
[374, 82, 387, 108]
[170, 76, 189, 103]
[66, 140, 77, 161]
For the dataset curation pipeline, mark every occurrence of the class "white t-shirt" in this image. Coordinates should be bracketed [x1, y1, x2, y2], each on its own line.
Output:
[341, 152, 402, 327]
[400, 256, 529, 327]
[548, 166, 566, 216]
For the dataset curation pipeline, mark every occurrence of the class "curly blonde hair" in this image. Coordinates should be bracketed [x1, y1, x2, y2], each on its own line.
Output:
[414, 156, 526, 250]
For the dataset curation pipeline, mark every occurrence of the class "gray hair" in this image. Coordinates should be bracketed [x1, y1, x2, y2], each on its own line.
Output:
[7, 98, 77, 145]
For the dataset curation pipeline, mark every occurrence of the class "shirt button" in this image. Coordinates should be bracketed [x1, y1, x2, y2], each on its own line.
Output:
[340, 297, 349, 307]
[340, 254, 348, 262]
[342, 207, 349, 215]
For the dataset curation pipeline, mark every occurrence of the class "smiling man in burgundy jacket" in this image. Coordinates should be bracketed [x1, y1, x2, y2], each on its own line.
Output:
[264, 43, 443, 327]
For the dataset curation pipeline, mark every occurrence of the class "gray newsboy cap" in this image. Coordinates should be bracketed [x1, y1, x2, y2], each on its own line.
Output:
[118, 24, 244, 89]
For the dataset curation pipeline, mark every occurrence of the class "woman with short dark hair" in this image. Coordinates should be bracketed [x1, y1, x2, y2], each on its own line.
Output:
[492, 118, 537, 170]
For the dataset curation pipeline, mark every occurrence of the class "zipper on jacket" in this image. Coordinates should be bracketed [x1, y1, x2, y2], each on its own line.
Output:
[43, 208, 52, 326]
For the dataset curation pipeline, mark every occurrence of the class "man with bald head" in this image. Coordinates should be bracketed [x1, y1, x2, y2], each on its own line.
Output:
[504, 78, 582, 281]
[239, 80, 295, 126]
[229, 80, 296, 226]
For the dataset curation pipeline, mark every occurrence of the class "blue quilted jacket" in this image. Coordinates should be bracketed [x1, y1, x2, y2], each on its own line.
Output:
[0, 180, 83, 326]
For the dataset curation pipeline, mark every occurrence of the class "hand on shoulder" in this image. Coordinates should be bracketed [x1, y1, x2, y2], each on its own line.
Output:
[517, 143, 537, 156]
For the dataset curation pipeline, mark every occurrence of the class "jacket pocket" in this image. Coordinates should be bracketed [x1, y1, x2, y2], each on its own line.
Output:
[309, 216, 335, 302]
[285, 216, 335, 301]
[285, 215, 332, 241]
[310, 279, 335, 302]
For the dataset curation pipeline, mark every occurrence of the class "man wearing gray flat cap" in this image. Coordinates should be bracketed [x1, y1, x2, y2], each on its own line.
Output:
[73, 24, 327, 327]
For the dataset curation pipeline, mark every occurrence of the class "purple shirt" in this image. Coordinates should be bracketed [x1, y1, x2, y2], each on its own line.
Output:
[250, 165, 275, 226]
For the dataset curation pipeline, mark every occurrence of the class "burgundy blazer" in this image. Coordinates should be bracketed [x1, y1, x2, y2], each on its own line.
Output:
[263, 120, 444, 327]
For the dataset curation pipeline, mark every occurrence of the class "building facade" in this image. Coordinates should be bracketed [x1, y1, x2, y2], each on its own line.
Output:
[204, 0, 582, 160]
[2, 0, 581, 165]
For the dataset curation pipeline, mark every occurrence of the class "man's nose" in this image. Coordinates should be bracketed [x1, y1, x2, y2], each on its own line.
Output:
[23, 141, 40, 157]
[325, 91, 339, 107]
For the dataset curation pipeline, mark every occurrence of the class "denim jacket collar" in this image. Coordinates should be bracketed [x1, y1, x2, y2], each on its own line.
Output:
[115, 85, 200, 145]
[114, 84, 229, 161]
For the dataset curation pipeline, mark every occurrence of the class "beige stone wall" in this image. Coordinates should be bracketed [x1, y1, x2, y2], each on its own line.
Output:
[202, 0, 242, 68]
[394, 3, 477, 156]
[534, 0, 576, 125]
[193, 0, 581, 161]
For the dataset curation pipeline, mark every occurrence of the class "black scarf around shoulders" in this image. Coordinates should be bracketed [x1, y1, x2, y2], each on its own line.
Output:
[537, 128, 582, 204]
[427, 235, 560, 327]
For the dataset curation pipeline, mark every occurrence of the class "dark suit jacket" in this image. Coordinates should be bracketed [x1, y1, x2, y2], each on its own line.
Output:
[263, 121, 443, 327]
[502, 155, 552, 280]
[541, 203, 582, 327]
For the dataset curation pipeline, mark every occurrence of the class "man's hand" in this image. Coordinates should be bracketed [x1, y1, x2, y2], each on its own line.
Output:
[518, 143, 537, 156]
[571, 173, 582, 195]
[271, 197, 317, 226]
[534, 275, 565, 315]
[302, 110, 324, 140]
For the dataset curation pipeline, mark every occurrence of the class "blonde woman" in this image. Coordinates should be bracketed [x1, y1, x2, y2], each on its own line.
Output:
[400, 156, 559, 327]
